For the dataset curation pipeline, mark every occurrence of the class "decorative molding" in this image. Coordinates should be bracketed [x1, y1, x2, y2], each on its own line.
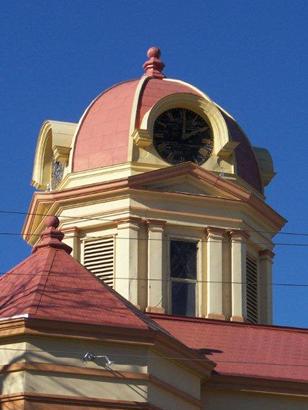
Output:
[23, 162, 286, 245]
[0, 362, 200, 407]
[116, 217, 145, 229]
[230, 315, 245, 322]
[206, 227, 226, 239]
[0, 318, 154, 346]
[0, 362, 147, 381]
[146, 219, 167, 232]
[206, 313, 226, 321]
[229, 229, 250, 241]
[0, 392, 153, 409]
[139, 93, 229, 157]
[217, 141, 239, 159]
[132, 129, 152, 148]
[52, 145, 71, 165]
[61, 226, 81, 237]
[146, 306, 165, 314]
[206, 374, 308, 397]
[0, 317, 214, 377]
[259, 249, 275, 259]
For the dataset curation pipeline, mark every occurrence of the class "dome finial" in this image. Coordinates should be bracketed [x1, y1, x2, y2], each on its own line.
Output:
[143, 46, 165, 79]
[44, 215, 60, 229]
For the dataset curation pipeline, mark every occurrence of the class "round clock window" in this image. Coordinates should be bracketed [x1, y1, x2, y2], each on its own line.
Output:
[153, 108, 213, 165]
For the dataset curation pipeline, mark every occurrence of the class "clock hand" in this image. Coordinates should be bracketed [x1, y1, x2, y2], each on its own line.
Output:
[182, 126, 209, 140]
[181, 110, 186, 139]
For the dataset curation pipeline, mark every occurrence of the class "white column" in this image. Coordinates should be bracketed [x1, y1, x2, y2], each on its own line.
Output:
[146, 220, 166, 313]
[115, 218, 141, 306]
[229, 230, 249, 322]
[62, 226, 80, 259]
[259, 249, 274, 324]
[206, 227, 225, 320]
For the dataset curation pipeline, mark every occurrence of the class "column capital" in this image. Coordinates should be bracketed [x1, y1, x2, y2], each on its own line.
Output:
[61, 226, 80, 235]
[259, 249, 275, 260]
[229, 229, 250, 241]
[146, 219, 167, 231]
[116, 217, 144, 229]
[205, 227, 225, 239]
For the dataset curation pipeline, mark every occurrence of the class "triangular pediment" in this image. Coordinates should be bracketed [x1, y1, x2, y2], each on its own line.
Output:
[129, 162, 246, 201]
[140, 174, 235, 198]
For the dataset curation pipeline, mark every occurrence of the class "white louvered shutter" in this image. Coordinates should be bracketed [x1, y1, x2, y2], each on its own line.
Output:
[246, 255, 258, 324]
[83, 237, 114, 287]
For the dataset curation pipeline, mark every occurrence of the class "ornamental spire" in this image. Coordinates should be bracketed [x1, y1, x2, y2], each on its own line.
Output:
[143, 47, 165, 79]
[32, 215, 72, 254]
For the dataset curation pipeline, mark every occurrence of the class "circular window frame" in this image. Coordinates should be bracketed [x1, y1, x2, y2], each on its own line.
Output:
[140, 93, 229, 157]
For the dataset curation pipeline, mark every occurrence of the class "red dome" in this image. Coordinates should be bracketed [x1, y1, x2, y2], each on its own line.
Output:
[72, 76, 262, 192]
[72, 77, 201, 173]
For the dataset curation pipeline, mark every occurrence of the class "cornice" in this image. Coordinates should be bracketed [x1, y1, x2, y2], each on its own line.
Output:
[206, 374, 308, 397]
[23, 163, 286, 245]
[0, 317, 214, 379]
[259, 249, 275, 259]
[0, 362, 201, 408]
[205, 227, 226, 239]
[0, 392, 154, 409]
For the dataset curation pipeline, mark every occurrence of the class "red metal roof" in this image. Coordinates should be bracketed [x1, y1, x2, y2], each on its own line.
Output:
[135, 77, 201, 127]
[150, 314, 308, 383]
[221, 111, 262, 192]
[73, 79, 139, 172]
[1, 217, 307, 384]
[0, 217, 153, 330]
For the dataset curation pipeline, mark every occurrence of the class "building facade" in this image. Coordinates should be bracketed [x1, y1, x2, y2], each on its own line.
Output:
[0, 47, 307, 410]
[23, 47, 285, 325]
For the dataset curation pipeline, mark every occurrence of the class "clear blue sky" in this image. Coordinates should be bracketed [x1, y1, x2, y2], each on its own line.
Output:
[1, 0, 307, 327]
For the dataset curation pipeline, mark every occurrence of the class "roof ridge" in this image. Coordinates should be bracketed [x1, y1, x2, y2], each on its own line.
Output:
[31, 247, 57, 315]
[0, 216, 161, 331]
[71, 252, 173, 334]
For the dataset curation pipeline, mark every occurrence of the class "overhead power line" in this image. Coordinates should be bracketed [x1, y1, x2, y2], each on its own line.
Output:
[0, 208, 305, 238]
[0, 272, 308, 288]
[1, 230, 308, 248]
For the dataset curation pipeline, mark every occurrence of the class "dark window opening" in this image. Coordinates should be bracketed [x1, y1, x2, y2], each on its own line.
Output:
[170, 240, 197, 316]
[246, 255, 258, 323]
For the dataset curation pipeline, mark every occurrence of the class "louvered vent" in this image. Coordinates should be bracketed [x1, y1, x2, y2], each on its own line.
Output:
[246, 255, 258, 324]
[83, 237, 114, 287]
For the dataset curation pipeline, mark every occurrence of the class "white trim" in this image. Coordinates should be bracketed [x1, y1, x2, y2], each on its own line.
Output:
[0, 313, 29, 321]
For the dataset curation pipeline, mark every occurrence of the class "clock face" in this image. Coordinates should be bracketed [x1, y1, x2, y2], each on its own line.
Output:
[153, 108, 213, 165]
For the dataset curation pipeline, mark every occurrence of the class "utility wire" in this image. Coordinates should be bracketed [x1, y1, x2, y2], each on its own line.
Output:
[0, 208, 306, 238]
[1, 347, 308, 367]
[0, 272, 308, 288]
[1, 230, 308, 247]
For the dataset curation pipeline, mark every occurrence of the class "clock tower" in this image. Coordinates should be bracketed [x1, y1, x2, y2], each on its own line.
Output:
[23, 47, 286, 324]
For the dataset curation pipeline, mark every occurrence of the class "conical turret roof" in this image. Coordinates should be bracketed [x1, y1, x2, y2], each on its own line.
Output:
[0, 216, 159, 331]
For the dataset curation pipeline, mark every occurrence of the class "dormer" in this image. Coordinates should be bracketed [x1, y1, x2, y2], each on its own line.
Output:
[32, 120, 77, 190]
